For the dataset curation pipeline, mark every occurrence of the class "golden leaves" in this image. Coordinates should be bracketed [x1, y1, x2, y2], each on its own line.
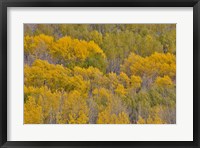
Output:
[24, 27, 176, 124]
[24, 96, 43, 124]
[97, 110, 130, 124]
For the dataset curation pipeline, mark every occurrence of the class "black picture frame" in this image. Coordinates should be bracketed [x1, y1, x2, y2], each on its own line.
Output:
[0, 0, 200, 147]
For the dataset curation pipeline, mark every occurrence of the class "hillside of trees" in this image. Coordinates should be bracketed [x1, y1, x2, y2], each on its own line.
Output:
[24, 24, 176, 124]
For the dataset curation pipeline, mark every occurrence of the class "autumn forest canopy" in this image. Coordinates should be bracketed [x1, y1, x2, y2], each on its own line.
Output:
[24, 24, 176, 124]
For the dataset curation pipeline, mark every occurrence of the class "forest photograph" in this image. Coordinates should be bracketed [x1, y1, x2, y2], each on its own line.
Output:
[24, 24, 176, 124]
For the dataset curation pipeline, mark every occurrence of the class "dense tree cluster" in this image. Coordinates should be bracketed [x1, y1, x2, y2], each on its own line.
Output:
[24, 24, 176, 124]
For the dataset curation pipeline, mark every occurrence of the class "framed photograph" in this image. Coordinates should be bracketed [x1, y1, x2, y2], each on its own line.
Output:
[0, 0, 199, 147]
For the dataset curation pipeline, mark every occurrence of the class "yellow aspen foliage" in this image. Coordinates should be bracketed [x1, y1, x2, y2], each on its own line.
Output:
[24, 96, 43, 124]
[24, 86, 41, 100]
[107, 72, 119, 89]
[121, 53, 144, 76]
[73, 66, 110, 90]
[51, 36, 106, 64]
[137, 114, 165, 124]
[130, 52, 176, 80]
[33, 34, 54, 47]
[119, 72, 130, 87]
[137, 116, 146, 124]
[68, 113, 77, 124]
[76, 110, 89, 124]
[110, 114, 118, 123]
[67, 75, 90, 93]
[87, 41, 106, 58]
[24, 34, 54, 57]
[144, 106, 166, 124]
[92, 88, 112, 111]
[155, 75, 174, 88]
[115, 84, 127, 97]
[56, 112, 66, 124]
[63, 90, 89, 124]
[117, 112, 130, 124]
[24, 25, 176, 124]
[73, 66, 103, 80]
[25, 59, 89, 93]
[89, 30, 103, 45]
[24, 59, 71, 89]
[34, 87, 60, 123]
[121, 52, 176, 84]
[51, 36, 89, 61]
[130, 75, 142, 89]
[24, 35, 34, 54]
[24, 86, 65, 124]
[97, 110, 110, 124]
[146, 115, 165, 124]
[92, 87, 128, 121]
[97, 110, 130, 124]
